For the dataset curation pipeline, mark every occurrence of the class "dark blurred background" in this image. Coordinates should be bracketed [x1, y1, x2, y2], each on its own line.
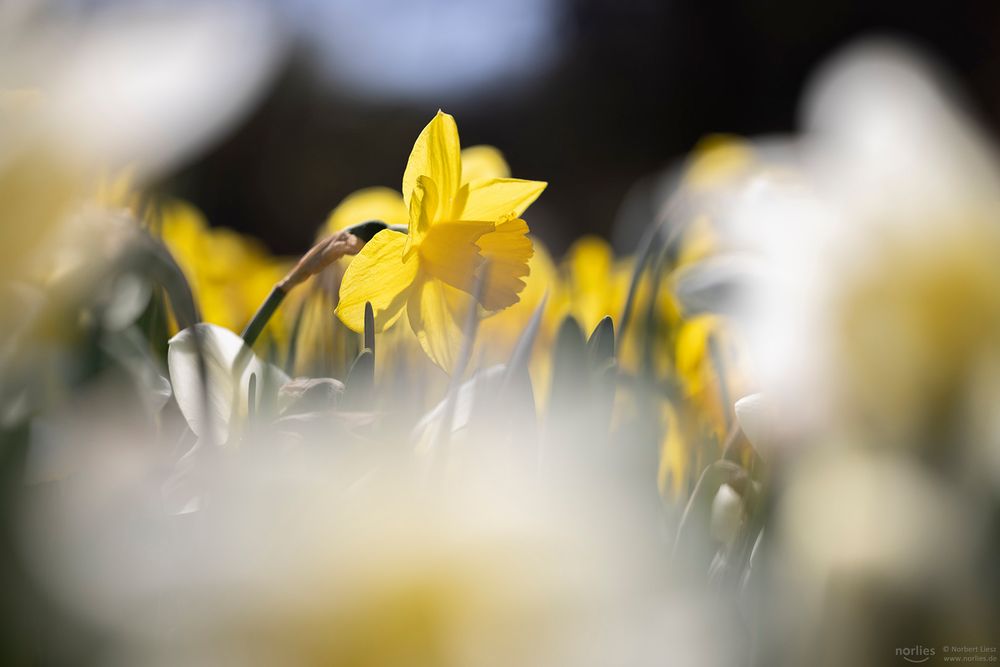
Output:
[158, 0, 1000, 257]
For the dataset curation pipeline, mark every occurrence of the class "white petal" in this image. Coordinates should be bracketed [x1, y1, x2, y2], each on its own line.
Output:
[710, 483, 744, 545]
[168, 324, 288, 444]
[28, 3, 283, 178]
[734, 393, 769, 452]
[102, 327, 172, 415]
[411, 365, 506, 453]
[672, 252, 766, 317]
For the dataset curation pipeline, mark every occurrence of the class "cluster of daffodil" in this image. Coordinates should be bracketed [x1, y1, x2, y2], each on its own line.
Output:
[0, 110, 760, 665]
[6, 25, 1000, 666]
[143, 112, 755, 509]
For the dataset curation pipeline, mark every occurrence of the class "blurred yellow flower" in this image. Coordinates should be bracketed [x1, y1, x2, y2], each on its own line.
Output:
[291, 140, 526, 382]
[336, 111, 546, 371]
[477, 239, 563, 400]
[675, 314, 749, 441]
[320, 186, 409, 238]
[558, 235, 682, 376]
[657, 402, 688, 500]
[0, 90, 87, 305]
[682, 133, 754, 192]
[159, 200, 291, 337]
[559, 235, 618, 334]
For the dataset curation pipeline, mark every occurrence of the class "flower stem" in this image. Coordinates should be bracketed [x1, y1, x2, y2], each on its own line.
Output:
[239, 221, 396, 347]
[242, 286, 287, 347]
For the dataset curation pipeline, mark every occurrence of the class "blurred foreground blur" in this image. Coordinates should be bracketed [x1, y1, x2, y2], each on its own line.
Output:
[1, 2, 1000, 666]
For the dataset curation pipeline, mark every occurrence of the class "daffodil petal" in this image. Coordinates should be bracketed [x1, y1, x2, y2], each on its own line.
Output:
[477, 218, 533, 311]
[402, 110, 461, 217]
[159, 200, 211, 291]
[567, 235, 614, 291]
[734, 393, 770, 450]
[407, 274, 472, 373]
[461, 145, 510, 182]
[676, 315, 716, 393]
[321, 186, 407, 237]
[405, 175, 439, 257]
[564, 235, 616, 330]
[419, 220, 494, 293]
[461, 177, 547, 222]
[336, 230, 417, 333]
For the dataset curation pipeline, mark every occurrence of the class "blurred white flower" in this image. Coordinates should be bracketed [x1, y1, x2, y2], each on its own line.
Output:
[709, 483, 743, 545]
[733, 393, 768, 451]
[2, 0, 283, 179]
[21, 425, 728, 666]
[0, 0, 284, 343]
[710, 40, 1000, 665]
[715, 40, 1000, 464]
[168, 323, 290, 446]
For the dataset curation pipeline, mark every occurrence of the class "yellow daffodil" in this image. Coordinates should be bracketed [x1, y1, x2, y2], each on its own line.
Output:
[292, 142, 520, 381]
[336, 111, 547, 371]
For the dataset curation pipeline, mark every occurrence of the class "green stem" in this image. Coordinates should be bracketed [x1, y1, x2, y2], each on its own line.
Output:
[239, 220, 405, 349]
[241, 286, 287, 348]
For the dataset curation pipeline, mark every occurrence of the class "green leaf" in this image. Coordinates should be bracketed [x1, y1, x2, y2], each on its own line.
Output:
[640, 246, 670, 379]
[426, 264, 487, 460]
[501, 293, 548, 393]
[586, 315, 615, 369]
[548, 316, 587, 407]
[618, 223, 661, 350]
[363, 301, 375, 356]
[134, 231, 199, 330]
[283, 296, 309, 375]
[343, 348, 374, 409]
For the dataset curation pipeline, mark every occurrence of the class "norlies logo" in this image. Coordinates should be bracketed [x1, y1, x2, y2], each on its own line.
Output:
[897, 645, 936, 663]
